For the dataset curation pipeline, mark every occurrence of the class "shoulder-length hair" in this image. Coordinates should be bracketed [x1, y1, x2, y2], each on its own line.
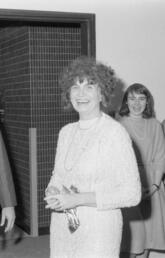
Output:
[59, 56, 117, 111]
[119, 83, 155, 118]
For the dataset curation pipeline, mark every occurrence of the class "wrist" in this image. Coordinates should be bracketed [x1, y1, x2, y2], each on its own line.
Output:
[73, 193, 82, 207]
[152, 184, 159, 190]
[73, 192, 96, 207]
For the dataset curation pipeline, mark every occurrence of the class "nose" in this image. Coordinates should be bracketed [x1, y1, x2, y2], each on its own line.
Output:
[134, 99, 140, 104]
[78, 85, 85, 96]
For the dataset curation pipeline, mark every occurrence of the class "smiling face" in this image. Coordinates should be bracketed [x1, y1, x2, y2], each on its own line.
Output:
[70, 78, 102, 120]
[127, 91, 147, 118]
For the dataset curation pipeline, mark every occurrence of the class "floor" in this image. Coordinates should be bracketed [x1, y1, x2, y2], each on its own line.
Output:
[0, 226, 164, 258]
[149, 252, 165, 258]
[0, 226, 49, 258]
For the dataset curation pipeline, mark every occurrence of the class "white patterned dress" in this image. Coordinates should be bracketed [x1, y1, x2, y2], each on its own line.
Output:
[46, 113, 141, 258]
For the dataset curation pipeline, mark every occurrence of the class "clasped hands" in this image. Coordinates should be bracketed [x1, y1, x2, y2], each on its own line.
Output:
[44, 186, 78, 212]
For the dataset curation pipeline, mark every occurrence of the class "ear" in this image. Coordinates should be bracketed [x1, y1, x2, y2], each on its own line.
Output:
[99, 94, 102, 102]
[101, 95, 107, 107]
[98, 88, 103, 102]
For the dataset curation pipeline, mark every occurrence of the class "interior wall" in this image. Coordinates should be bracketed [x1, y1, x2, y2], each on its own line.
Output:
[0, 0, 165, 121]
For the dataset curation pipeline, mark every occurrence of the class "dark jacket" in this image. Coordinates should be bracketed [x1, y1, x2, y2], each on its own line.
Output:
[0, 131, 17, 208]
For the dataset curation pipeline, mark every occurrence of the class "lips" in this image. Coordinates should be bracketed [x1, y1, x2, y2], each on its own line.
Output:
[77, 100, 89, 104]
[132, 107, 142, 112]
[133, 106, 141, 110]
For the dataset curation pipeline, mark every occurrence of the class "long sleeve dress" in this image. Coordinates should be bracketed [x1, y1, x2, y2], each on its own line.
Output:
[120, 116, 165, 253]
[47, 113, 141, 258]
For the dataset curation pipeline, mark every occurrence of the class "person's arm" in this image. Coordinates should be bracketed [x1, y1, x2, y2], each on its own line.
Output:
[162, 120, 165, 136]
[144, 121, 165, 199]
[45, 177, 96, 210]
[1, 207, 15, 232]
[45, 126, 71, 193]
[0, 131, 17, 207]
[153, 122, 165, 185]
[45, 192, 96, 211]
[0, 131, 16, 231]
[93, 126, 142, 210]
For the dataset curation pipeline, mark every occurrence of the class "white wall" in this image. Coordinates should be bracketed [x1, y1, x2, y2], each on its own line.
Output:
[0, 0, 165, 121]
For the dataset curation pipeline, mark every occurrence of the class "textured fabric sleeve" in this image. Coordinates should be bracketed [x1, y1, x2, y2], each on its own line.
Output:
[95, 125, 142, 210]
[46, 127, 66, 190]
[0, 131, 17, 208]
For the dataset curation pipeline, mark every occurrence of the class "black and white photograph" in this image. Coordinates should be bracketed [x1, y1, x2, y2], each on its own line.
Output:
[0, 1, 164, 258]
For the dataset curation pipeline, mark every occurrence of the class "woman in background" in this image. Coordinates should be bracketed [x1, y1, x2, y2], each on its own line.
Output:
[119, 83, 165, 258]
[44, 57, 141, 258]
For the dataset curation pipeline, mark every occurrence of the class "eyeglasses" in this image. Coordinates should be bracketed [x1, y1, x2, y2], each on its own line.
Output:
[127, 96, 147, 102]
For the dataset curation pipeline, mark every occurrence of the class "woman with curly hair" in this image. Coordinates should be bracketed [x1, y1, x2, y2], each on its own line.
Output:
[44, 56, 141, 258]
[119, 83, 165, 258]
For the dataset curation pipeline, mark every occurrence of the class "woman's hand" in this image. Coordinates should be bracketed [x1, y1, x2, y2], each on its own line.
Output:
[44, 193, 78, 211]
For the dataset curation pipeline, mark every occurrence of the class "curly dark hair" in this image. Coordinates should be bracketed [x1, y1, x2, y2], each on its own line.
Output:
[119, 83, 155, 118]
[59, 56, 117, 111]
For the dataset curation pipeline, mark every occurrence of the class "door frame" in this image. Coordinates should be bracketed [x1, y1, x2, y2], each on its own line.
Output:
[0, 8, 96, 57]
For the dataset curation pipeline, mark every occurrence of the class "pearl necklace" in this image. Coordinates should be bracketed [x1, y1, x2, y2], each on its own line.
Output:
[64, 115, 102, 171]
[78, 116, 101, 130]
